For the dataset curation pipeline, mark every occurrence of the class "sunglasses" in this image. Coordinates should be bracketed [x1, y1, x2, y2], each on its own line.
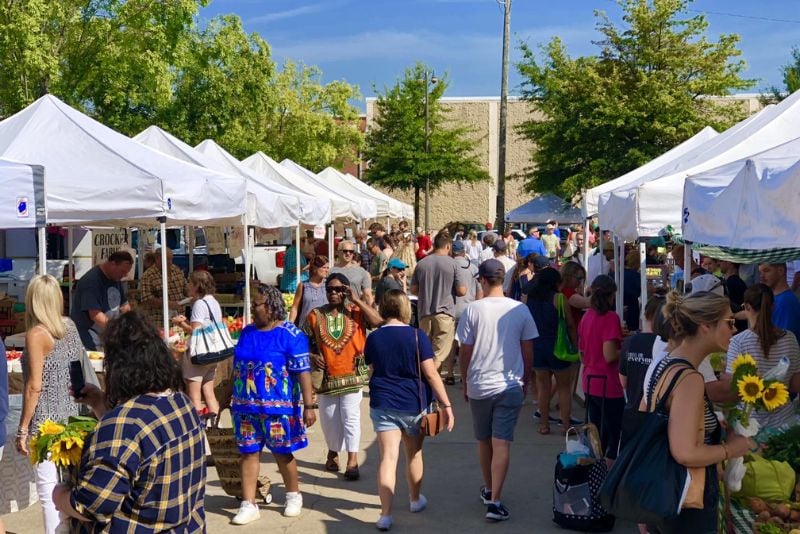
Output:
[723, 317, 736, 329]
[341, 249, 355, 254]
[326, 286, 348, 294]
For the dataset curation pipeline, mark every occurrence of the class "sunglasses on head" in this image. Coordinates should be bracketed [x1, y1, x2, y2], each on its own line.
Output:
[326, 286, 348, 294]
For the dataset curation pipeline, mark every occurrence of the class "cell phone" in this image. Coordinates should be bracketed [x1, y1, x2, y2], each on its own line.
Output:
[69, 360, 86, 399]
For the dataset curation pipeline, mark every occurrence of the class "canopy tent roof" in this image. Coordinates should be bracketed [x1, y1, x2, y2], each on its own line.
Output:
[0, 95, 247, 227]
[682, 136, 800, 249]
[280, 159, 378, 220]
[0, 159, 45, 229]
[241, 152, 363, 221]
[599, 90, 800, 241]
[337, 172, 414, 221]
[196, 140, 332, 227]
[317, 167, 399, 218]
[505, 193, 583, 224]
[581, 126, 718, 218]
[134, 126, 299, 229]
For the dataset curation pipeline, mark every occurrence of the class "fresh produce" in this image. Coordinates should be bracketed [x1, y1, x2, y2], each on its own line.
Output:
[5, 349, 22, 361]
[87, 351, 104, 360]
[764, 427, 800, 474]
[225, 316, 244, 340]
[283, 293, 294, 315]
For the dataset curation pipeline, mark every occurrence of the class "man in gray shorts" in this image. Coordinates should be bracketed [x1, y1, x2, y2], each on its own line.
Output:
[457, 259, 537, 522]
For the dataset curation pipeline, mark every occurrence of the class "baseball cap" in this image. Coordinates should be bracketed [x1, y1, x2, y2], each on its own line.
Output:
[532, 256, 551, 269]
[492, 240, 507, 252]
[387, 258, 408, 270]
[452, 240, 465, 253]
[690, 273, 725, 296]
[477, 259, 505, 280]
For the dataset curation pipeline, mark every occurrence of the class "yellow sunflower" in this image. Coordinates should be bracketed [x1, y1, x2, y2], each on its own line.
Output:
[732, 354, 757, 374]
[38, 420, 65, 436]
[737, 375, 764, 403]
[762, 382, 789, 411]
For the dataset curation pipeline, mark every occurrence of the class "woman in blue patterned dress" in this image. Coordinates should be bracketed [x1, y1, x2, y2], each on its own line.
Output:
[230, 284, 317, 525]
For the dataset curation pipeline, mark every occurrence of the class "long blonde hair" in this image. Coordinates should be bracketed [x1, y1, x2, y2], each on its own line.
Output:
[25, 274, 65, 339]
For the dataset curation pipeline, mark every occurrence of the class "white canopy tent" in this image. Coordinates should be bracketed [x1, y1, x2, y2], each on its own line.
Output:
[338, 171, 414, 221]
[582, 126, 718, 218]
[317, 167, 397, 219]
[281, 159, 378, 220]
[598, 91, 800, 242]
[241, 152, 364, 221]
[0, 159, 46, 273]
[196, 140, 331, 227]
[683, 136, 800, 249]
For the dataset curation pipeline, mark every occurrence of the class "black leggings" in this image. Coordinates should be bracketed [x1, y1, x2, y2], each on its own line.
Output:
[586, 395, 625, 460]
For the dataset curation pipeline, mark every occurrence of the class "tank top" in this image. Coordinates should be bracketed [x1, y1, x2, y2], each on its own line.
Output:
[22, 319, 82, 432]
[297, 281, 328, 330]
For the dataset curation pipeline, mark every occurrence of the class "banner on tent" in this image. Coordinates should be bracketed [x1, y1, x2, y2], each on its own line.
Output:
[92, 229, 130, 265]
[206, 227, 226, 255]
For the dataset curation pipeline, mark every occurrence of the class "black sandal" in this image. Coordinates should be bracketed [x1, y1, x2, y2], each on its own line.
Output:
[325, 452, 340, 472]
[343, 466, 360, 481]
[444, 376, 456, 386]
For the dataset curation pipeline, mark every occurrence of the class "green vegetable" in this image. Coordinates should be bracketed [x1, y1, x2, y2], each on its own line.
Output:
[757, 522, 783, 534]
[763, 426, 800, 474]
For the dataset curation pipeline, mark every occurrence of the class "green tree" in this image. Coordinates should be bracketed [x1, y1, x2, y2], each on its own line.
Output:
[364, 63, 490, 229]
[517, 0, 753, 201]
[763, 47, 800, 103]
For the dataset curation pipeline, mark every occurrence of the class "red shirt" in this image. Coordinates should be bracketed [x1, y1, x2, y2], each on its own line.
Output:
[578, 308, 624, 398]
[416, 235, 432, 260]
[314, 240, 329, 258]
[561, 287, 584, 327]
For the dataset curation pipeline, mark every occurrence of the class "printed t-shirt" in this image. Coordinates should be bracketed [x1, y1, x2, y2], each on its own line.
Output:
[619, 332, 657, 409]
[70, 265, 128, 350]
[578, 308, 623, 399]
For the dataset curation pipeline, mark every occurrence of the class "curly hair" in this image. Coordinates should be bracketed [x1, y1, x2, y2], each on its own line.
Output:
[101, 312, 183, 407]
[256, 284, 287, 321]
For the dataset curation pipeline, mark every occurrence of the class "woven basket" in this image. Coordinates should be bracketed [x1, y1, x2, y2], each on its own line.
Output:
[206, 410, 271, 503]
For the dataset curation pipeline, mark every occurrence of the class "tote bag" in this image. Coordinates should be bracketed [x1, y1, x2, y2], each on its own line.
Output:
[554, 293, 580, 362]
[189, 300, 235, 365]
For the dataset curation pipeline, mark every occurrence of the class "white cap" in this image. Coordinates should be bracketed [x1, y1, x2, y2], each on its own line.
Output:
[690, 273, 724, 296]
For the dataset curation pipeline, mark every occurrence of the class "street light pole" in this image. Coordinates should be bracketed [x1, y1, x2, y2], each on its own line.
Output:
[495, 0, 512, 231]
[422, 70, 436, 233]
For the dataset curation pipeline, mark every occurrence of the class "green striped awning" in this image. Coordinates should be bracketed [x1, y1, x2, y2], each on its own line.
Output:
[672, 235, 800, 264]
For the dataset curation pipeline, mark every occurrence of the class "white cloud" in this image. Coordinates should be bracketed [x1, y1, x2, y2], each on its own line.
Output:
[245, 2, 342, 24]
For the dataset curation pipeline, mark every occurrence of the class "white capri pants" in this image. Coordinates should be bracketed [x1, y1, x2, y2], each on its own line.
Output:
[318, 391, 362, 453]
[36, 459, 66, 534]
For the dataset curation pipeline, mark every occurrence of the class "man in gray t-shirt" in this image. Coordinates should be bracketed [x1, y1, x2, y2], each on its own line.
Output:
[330, 240, 374, 307]
[411, 232, 468, 369]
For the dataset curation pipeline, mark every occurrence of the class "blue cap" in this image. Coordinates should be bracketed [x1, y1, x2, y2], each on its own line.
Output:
[452, 240, 466, 253]
[387, 257, 408, 270]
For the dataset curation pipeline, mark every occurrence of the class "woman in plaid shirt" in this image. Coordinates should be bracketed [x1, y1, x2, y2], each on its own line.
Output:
[53, 312, 206, 532]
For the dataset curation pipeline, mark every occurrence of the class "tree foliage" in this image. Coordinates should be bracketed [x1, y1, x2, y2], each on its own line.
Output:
[0, 2, 362, 169]
[363, 63, 490, 225]
[517, 0, 754, 201]
[763, 47, 800, 104]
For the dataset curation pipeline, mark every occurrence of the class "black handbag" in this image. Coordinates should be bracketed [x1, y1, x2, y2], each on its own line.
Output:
[190, 300, 235, 365]
[598, 363, 695, 525]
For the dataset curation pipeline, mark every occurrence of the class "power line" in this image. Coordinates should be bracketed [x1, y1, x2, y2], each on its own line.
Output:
[687, 9, 800, 25]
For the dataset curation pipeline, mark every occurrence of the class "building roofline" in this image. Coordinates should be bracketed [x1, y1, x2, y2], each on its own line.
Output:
[365, 93, 764, 103]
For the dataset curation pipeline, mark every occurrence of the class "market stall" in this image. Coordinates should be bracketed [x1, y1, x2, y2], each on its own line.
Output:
[505, 193, 583, 224]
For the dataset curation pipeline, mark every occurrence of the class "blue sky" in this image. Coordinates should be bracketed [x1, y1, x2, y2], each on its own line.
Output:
[200, 0, 799, 107]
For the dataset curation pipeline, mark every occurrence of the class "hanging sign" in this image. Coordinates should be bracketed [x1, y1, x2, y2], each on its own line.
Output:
[313, 225, 326, 239]
[92, 229, 130, 265]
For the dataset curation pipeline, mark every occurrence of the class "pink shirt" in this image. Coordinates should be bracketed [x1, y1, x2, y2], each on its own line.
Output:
[578, 308, 624, 398]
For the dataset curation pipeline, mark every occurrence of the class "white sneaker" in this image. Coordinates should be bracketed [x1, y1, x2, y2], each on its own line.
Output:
[231, 500, 260, 525]
[376, 515, 393, 531]
[284, 492, 303, 517]
[409, 494, 427, 513]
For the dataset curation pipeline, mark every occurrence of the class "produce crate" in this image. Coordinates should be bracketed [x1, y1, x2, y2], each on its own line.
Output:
[216, 293, 238, 305]
[0, 298, 14, 321]
[0, 319, 16, 339]
[213, 273, 243, 284]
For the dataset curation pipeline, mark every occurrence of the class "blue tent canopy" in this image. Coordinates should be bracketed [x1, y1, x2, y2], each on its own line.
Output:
[504, 193, 583, 224]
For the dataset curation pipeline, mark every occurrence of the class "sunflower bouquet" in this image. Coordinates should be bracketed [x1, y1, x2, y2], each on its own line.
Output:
[29, 416, 97, 470]
[725, 353, 791, 492]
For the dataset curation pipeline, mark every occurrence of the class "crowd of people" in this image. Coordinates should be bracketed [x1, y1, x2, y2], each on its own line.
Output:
[8, 217, 800, 533]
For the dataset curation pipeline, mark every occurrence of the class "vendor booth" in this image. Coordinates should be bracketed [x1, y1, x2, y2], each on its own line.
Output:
[505, 193, 583, 224]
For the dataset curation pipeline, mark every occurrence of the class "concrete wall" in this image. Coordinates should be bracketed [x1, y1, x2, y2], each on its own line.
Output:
[363, 94, 763, 231]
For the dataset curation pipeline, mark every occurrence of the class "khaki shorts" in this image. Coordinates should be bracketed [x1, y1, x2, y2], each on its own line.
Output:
[419, 313, 456, 367]
[182, 353, 218, 383]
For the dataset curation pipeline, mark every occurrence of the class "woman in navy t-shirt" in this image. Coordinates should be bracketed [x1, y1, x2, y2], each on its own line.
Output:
[365, 289, 454, 532]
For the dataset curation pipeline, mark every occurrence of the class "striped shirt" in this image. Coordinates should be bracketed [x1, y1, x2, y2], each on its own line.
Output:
[726, 328, 800, 429]
[70, 392, 206, 533]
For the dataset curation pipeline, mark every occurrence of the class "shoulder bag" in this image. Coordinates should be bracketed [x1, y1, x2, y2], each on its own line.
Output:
[554, 293, 580, 362]
[415, 329, 445, 437]
[189, 300, 235, 365]
[599, 361, 704, 525]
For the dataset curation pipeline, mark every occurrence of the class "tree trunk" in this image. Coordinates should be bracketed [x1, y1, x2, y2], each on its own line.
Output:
[414, 185, 420, 230]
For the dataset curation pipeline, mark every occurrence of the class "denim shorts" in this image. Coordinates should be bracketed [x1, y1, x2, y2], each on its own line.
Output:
[469, 387, 524, 442]
[370, 407, 425, 435]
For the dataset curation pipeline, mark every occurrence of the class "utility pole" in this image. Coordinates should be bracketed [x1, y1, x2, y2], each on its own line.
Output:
[495, 0, 511, 231]
[421, 69, 437, 233]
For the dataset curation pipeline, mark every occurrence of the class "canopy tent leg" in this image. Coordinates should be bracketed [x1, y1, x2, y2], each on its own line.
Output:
[295, 226, 301, 285]
[328, 225, 334, 264]
[640, 242, 648, 331]
[615, 236, 624, 323]
[38, 226, 46, 276]
[598, 229, 605, 275]
[583, 219, 590, 269]
[137, 228, 145, 280]
[159, 218, 169, 341]
[243, 225, 252, 326]
[683, 242, 692, 294]
[67, 227, 74, 312]
[187, 226, 194, 272]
